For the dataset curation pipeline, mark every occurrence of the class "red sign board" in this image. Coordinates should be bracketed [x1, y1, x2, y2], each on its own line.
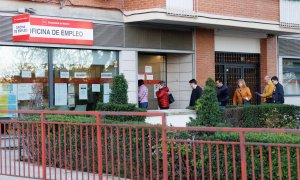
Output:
[12, 14, 93, 45]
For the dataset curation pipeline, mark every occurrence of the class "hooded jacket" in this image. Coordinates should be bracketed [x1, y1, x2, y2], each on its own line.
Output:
[156, 87, 170, 109]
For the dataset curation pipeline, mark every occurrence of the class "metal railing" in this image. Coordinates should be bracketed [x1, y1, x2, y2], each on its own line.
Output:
[280, 0, 300, 29]
[166, 0, 198, 17]
[0, 110, 299, 179]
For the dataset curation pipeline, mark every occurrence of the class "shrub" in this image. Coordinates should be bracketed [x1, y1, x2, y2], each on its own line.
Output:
[188, 78, 223, 127]
[224, 104, 300, 128]
[96, 102, 146, 122]
[109, 74, 128, 104]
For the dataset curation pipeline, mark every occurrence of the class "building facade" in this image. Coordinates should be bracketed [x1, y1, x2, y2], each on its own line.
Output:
[0, 0, 299, 114]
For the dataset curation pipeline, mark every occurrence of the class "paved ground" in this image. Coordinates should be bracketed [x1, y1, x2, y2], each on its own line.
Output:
[0, 147, 126, 180]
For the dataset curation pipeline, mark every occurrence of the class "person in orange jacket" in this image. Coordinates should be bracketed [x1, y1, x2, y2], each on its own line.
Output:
[233, 79, 252, 105]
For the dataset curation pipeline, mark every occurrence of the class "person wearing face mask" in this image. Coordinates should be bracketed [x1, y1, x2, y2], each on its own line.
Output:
[233, 79, 252, 105]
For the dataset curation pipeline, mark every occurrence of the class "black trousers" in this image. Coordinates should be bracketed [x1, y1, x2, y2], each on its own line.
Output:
[266, 98, 274, 103]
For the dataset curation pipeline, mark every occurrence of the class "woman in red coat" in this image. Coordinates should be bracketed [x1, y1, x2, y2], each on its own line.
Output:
[156, 81, 169, 109]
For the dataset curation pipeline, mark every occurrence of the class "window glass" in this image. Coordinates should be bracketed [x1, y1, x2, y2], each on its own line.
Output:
[53, 49, 118, 110]
[0, 46, 48, 117]
[282, 58, 300, 95]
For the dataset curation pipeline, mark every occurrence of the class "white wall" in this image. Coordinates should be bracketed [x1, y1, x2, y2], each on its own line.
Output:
[119, 51, 138, 104]
[215, 35, 261, 53]
[167, 54, 193, 109]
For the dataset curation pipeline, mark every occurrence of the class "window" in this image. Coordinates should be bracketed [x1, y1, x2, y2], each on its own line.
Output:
[0, 46, 48, 117]
[53, 49, 118, 110]
[282, 58, 300, 95]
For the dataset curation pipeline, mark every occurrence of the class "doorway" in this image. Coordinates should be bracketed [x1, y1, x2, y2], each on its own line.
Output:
[138, 54, 166, 109]
[215, 52, 260, 104]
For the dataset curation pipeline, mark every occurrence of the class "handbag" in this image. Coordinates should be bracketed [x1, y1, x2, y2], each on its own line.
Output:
[169, 93, 175, 104]
[238, 89, 251, 105]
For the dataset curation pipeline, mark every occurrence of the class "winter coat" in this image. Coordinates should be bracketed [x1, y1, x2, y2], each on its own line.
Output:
[156, 87, 169, 109]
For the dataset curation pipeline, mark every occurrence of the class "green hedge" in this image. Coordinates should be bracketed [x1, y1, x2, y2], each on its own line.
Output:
[96, 103, 146, 122]
[166, 130, 300, 179]
[224, 104, 300, 128]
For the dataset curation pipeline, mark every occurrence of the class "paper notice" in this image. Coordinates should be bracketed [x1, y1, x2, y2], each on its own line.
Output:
[55, 83, 68, 106]
[60, 71, 69, 78]
[17, 83, 33, 100]
[103, 83, 110, 95]
[101, 72, 113, 79]
[146, 74, 154, 80]
[103, 94, 109, 103]
[21, 70, 32, 78]
[79, 84, 88, 100]
[92, 84, 100, 92]
[68, 94, 75, 107]
[138, 74, 145, 80]
[68, 84, 75, 94]
[145, 66, 152, 73]
[74, 72, 87, 78]
[35, 69, 45, 78]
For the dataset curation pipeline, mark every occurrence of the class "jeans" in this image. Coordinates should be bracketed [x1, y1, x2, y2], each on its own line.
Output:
[139, 102, 148, 109]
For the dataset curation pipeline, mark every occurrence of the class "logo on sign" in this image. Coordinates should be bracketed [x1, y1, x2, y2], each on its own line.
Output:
[12, 14, 94, 45]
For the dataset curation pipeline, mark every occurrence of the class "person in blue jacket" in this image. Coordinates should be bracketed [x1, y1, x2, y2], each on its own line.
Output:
[271, 76, 285, 104]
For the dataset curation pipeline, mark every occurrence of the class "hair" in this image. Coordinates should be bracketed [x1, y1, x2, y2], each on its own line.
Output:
[237, 79, 247, 88]
[271, 76, 279, 81]
[189, 79, 197, 84]
[159, 81, 166, 87]
[138, 79, 144, 87]
[216, 78, 223, 84]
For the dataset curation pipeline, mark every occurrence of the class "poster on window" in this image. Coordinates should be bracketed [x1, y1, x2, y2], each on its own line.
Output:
[138, 74, 145, 80]
[146, 74, 154, 80]
[75, 72, 87, 78]
[92, 84, 100, 92]
[35, 69, 45, 78]
[145, 66, 152, 73]
[103, 83, 110, 95]
[60, 71, 69, 79]
[55, 83, 68, 105]
[68, 94, 75, 107]
[0, 84, 18, 118]
[17, 83, 33, 100]
[79, 84, 88, 100]
[68, 84, 75, 94]
[21, 70, 32, 78]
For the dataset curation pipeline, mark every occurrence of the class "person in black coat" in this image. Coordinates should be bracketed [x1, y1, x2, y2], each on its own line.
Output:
[216, 78, 230, 108]
[189, 79, 203, 107]
[271, 76, 285, 104]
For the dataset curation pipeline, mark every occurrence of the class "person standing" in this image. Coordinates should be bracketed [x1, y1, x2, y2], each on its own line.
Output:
[138, 79, 148, 109]
[232, 79, 252, 105]
[189, 79, 203, 107]
[156, 81, 169, 110]
[256, 76, 275, 103]
[271, 76, 285, 104]
[216, 78, 230, 109]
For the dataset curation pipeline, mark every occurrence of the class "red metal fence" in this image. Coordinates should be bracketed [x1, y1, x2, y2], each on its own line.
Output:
[0, 110, 299, 180]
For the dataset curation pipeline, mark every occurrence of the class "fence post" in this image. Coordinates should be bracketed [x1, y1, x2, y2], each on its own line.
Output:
[96, 113, 103, 180]
[161, 113, 168, 180]
[41, 112, 47, 180]
[240, 131, 247, 180]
